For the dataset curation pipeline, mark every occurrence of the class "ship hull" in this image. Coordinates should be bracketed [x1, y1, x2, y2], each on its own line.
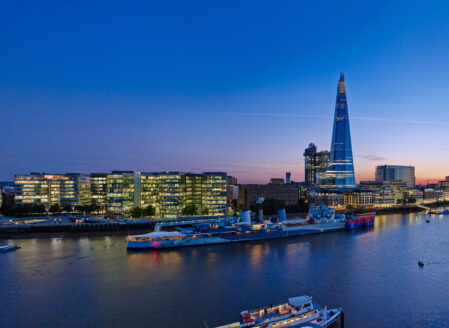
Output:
[127, 222, 345, 249]
[345, 213, 375, 230]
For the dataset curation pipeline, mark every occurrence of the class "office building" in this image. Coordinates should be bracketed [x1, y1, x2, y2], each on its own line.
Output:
[14, 171, 228, 218]
[359, 181, 395, 207]
[106, 171, 136, 216]
[141, 171, 227, 218]
[375, 165, 415, 188]
[440, 176, 449, 200]
[15, 173, 91, 209]
[344, 189, 375, 208]
[326, 73, 356, 188]
[90, 173, 108, 211]
[303, 143, 330, 185]
[313, 189, 345, 208]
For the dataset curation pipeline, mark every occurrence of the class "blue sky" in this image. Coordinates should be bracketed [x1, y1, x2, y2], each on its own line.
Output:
[1, 0, 449, 183]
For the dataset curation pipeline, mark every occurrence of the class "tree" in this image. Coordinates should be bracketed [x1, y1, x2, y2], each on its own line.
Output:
[89, 203, 101, 213]
[49, 204, 61, 213]
[1, 193, 15, 216]
[132, 207, 142, 218]
[408, 197, 417, 204]
[32, 204, 46, 214]
[145, 205, 155, 216]
[75, 205, 85, 213]
[182, 204, 198, 216]
[201, 206, 209, 215]
[62, 204, 72, 212]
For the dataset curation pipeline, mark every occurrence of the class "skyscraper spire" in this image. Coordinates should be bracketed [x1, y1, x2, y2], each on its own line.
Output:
[326, 73, 356, 188]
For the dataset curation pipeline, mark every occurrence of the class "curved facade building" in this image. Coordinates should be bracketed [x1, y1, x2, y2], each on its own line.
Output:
[326, 73, 356, 189]
[375, 165, 415, 188]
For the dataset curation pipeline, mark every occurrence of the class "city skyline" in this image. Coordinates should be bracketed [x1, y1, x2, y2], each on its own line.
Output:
[2, 1, 449, 184]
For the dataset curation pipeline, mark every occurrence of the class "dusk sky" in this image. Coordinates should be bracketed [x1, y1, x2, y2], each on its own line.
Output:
[1, 1, 449, 183]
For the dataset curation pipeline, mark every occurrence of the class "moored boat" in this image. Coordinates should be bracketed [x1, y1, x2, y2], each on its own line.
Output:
[127, 208, 345, 249]
[0, 245, 20, 253]
[345, 212, 375, 229]
[215, 295, 342, 328]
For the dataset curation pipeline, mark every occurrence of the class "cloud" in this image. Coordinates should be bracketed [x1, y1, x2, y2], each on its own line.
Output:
[360, 155, 387, 161]
[220, 112, 449, 126]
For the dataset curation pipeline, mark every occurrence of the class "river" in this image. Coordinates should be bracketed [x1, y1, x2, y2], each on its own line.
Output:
[1, 213, 449, 327]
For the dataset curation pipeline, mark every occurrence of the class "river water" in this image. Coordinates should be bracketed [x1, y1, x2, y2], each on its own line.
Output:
[1, 213, 449, 328]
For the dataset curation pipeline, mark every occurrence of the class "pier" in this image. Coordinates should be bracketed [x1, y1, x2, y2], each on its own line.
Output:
[0, 215, 225, 236]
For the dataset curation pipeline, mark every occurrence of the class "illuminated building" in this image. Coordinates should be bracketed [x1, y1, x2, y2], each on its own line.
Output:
[313, 189, 344, 208]
[344, 189, 375, 208]
[62, 173, 91, 207]
[202, 172, 227, 216]
[14, 171, 227, 218]
[359, 181, 395, 207]
[106, 171, 136, 216]
[15, 173, 91, 209]
[158, 172, 184, 218]
[326, 73, 356, 189]
[440, 176, 449, 200]
[15, 173, 50, 207]
[227, 176, 239, 214]
[140, 173, 160, 214]
[375, 165, 415, 188]
[303, 143, 329, 186]
[141, 171, 227, 218]
[90, 173, 108, 211]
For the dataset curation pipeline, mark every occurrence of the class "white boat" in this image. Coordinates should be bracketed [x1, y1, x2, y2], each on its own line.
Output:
[0, 245, 20, 253]
[215, 295, 342, 328]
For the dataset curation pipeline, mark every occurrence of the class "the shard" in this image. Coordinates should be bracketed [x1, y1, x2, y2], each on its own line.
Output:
[326, 73, 356, 188]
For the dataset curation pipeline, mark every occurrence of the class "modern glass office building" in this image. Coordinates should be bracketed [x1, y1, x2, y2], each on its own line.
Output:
[15, 173, 91, 209]
[15, 171, 228, 218]
[375, 165, 415, 188]
[106, 171, 136, 216]
[326, 73, 356, 189]
[303, 143, 330, 186]
[90, 173, 108, 211]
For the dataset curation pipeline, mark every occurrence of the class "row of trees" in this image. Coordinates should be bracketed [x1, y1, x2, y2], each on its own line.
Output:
[9, 203, 106, 217]
[131, 204, 210, 218]
[131, 205, 156, 218]
[182, 204, 209, 216]
[396, 197, 417, 205]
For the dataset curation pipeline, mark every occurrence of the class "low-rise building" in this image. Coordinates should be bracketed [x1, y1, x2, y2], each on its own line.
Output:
[344, 189, 375, 208]
[238, 181, 299, 210]
[313, 189, 344, 208]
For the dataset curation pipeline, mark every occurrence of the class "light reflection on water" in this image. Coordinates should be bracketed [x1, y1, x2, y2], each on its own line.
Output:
[1, 213, 449, 327]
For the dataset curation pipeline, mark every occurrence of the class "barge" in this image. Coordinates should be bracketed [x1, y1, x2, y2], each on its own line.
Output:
[344, 212, 375, 229]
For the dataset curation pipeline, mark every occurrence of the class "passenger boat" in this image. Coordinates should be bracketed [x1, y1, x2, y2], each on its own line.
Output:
[215, 295, 342, 328]
[345, 212, 375, 229]
[0, 245, 20, 253]
[127, 208, 345, 249]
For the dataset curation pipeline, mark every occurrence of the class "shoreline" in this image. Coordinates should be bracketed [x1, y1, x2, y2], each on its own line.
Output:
[1, 201, 448, 238]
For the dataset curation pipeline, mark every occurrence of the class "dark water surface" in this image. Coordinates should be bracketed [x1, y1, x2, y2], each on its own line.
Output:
[1, 213, 449, 328]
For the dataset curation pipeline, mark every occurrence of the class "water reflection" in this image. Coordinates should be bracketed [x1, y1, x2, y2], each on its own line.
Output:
[2, 213, 449, 328]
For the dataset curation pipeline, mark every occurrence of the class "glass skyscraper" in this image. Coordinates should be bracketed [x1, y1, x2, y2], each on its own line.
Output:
[326, 73, 356, 189]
